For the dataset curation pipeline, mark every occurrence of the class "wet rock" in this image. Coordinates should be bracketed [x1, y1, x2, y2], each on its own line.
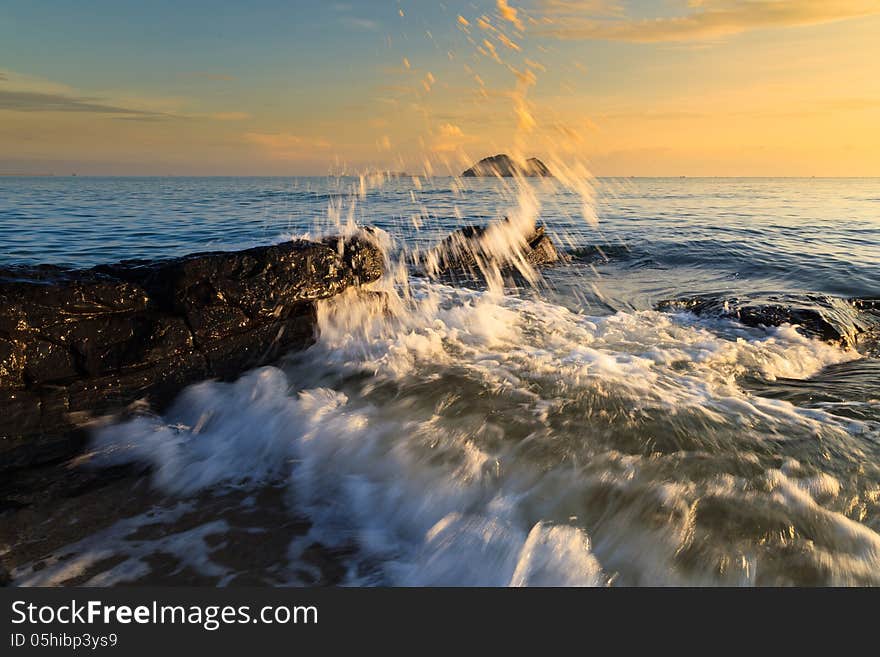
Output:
[0, 233, 384, 471]
[300, 542, 355, 585]
[656, 293, 880, 353]
[425, 220, 560, 280]
[461, 154, 552, 177]
[527, 230, 560, 267]
[565, 243, 659, 269]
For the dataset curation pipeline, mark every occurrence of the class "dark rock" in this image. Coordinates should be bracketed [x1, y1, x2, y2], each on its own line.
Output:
[424, 219, 560, 280]
[0, 232, 384, 471]
[527, 231, 560, 267]
[566, 244, 655, 267]
[300, 542, 356, 585]
[461, 154, 552, 177]
[656, 293, 880, 354]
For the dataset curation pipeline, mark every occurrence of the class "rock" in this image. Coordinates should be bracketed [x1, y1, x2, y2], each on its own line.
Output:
[523, 158, 552, 177]
[424, 219, 560, 279]
[525, 230, 560, 267]
[461, 154, 552, 178]
[656, 293, 880, 354]
[0, 232, 384, 471]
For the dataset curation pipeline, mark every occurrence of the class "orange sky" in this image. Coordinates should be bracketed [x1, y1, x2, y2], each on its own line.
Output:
[2, 1, 879, 176]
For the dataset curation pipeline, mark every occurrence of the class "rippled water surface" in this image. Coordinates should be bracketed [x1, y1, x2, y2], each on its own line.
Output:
[2, 176, 879, 586]
[2, 176, 878, 298]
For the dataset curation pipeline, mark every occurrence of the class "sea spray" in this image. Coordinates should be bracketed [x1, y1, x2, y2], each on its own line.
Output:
[61, 98, 880, 592]
[77, 134, 880, 586]
[81, 266, 880, 586]
[20, 5, 880, 588]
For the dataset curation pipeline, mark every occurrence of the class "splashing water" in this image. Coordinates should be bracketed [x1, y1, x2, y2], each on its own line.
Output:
[78, 261, 880, 586]
[8, 170, 880, 586]
[73, 173, 880, 585]
[16, 76, 880, 593]
[7, 5, 880, 587]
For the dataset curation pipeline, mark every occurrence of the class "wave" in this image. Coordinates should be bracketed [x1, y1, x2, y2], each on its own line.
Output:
[22, 172, 877, 587]
[86, 276, 880, 585]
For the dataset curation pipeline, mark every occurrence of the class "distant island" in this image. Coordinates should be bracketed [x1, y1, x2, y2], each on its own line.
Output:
[461, 154, 552, 178]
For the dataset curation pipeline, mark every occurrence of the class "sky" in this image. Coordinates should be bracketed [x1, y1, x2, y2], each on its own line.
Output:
[1, 0, 879, 176]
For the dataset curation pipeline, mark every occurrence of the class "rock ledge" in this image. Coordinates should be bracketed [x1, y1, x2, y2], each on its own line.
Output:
[0, 233, 384, 470]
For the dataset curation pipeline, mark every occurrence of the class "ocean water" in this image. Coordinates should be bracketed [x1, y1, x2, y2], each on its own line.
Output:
[2, 175, 879, 586]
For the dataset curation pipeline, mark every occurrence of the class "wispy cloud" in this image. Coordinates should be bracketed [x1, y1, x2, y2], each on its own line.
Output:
[244, 132, 332, 159]
[538, 0, 880, 43]
[0, 69, 250, 122]
[539, 0, 624, 18]
[332, 3, 379, 32]
[599, 109, 711, 120]
[112, 116, 171, 122]
[0, 89, 167, 117]
[431, 122, 477, 153]
[341, 16, 380, 30]
[207, 111, 251, 121]
[598, 97, 880, 120]
[497, 0, 524, 31]
[178, 72, 237, 82]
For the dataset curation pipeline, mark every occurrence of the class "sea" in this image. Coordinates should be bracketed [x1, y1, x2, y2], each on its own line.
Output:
[1, 175, 879, 586]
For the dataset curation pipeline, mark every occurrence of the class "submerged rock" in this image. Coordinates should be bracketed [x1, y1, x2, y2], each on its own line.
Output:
[461, 154, 552, 178]
[424, 219, 560, 280]
[0, 233, 384, 471]
[656, 293, 880, 353]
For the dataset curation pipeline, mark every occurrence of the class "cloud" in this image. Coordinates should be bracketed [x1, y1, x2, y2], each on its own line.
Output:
[341, 16, 379, 30]
[538, 0, 880, 42]
[597, 97, 880, 121]
[208, 111, 251, 121]
[539, 0, 623, 17]
[179, 72, 237, 82]
[331, 2, 379, 31]
[0, 70, 187, 119]
[0, 70, 249, 122]
[431, 123, 475, 153]
[0, 89, 167, 117]
[497, 0, 524, 31]
[481, 39, 503, 64]
[112, 115, 171, 122]
[244, 132, 332, 159]
[439, 123, 465, 138]
[497, 33, 521, 50]
[599, 109, 712, 120]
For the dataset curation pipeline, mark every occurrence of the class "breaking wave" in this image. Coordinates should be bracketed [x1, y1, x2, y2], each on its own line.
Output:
[87, 264, 880, 585]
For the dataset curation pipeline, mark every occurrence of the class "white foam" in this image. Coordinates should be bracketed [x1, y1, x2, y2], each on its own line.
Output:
[13, 503, 229, 587]
[87, 275, 879, 585]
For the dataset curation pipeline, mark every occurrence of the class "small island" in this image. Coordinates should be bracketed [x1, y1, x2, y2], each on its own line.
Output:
[461, 154, 552, 178]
